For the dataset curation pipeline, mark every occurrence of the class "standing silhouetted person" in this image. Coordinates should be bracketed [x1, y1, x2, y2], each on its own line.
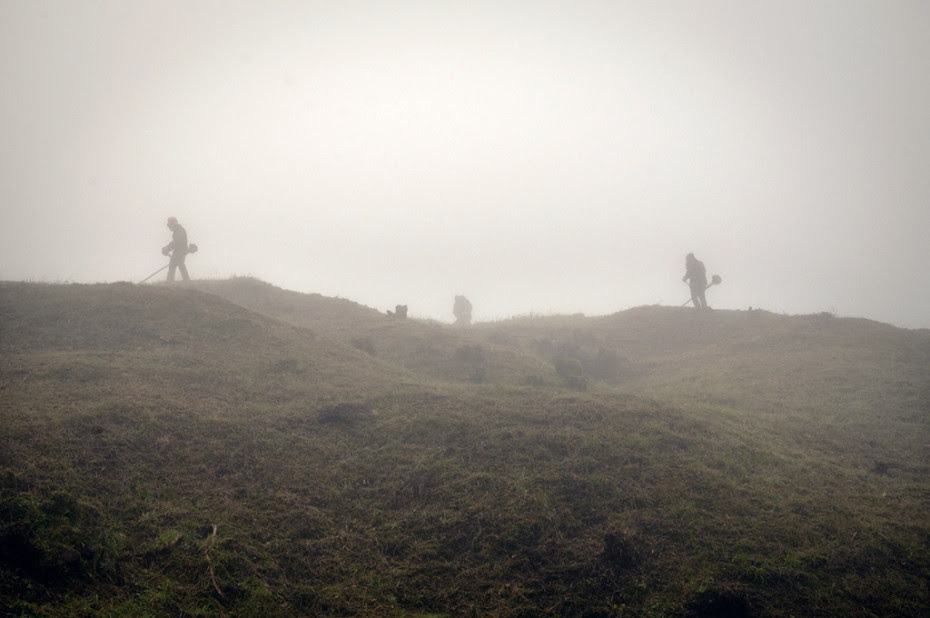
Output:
[682, 253, 708, 309]
[453, 295, 472, 326]
[162, 217, 190, 282]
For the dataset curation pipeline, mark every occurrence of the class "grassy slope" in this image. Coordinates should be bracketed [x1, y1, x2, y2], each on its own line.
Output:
[188, 278, 558, 387]
[1, 280, 928, 617]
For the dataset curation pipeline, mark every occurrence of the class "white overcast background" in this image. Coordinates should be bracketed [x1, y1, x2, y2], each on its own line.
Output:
[2, 1, 928, 327]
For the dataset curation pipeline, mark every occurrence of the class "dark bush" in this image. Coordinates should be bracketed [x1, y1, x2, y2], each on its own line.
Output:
[351, 337, 376, 355]
[453, 345, 484, 363]
[600, 531, 641, 572]
[317, 402, 372, 425]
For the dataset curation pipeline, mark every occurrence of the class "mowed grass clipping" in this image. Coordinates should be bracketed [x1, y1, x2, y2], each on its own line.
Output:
[1, 281, 928, 617]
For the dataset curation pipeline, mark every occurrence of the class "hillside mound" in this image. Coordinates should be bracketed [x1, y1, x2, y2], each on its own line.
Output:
[189, 277, 558, 386]
[188, 277, 383, 334]
[0, 281, 415, 401]
[472, 305, 930, 415]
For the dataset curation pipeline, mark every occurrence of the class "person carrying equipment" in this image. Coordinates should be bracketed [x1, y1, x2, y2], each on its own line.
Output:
[682, 252, 709, 309]
[453, 295, 473, 325]
[163, 216, 191, 282]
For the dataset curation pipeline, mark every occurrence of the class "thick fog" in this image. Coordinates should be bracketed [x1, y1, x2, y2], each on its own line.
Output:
[2, 2, 928, 328]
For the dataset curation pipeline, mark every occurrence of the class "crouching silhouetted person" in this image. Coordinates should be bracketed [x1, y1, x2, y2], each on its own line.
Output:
[453, 295, 472, 326]
[682, 252, 708, 309]
[163, 216, 190, 282]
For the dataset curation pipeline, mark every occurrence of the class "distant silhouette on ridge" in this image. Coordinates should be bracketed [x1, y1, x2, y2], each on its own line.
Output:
[453, 295, 472, 326]
[682, 253, 709, 309]
[162, 217, 193, 282]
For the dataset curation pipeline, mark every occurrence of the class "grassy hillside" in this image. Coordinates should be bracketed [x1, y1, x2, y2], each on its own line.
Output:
[1, 280, 928, 616]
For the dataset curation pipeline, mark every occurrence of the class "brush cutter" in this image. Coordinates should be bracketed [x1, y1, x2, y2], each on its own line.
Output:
[139, 264, 168, 283]
[680, 274, 722, 307]
[139, 244, 199, 283]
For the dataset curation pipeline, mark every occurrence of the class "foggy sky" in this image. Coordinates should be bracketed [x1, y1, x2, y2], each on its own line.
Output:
[2, 1, 928, 328]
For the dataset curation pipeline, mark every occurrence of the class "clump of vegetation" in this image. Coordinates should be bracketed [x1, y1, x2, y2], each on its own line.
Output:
[317, 402, 373, 425]
[0, 490, 107, 590]
[351, 337, 376, 355]
[453, 344, 484, 363]
[686, 584, 754, 618]
[453, 344, 487, 382]
[530, 332, 624, 381]
[554, 354, 587, 390]
[599, 530, 642, 572]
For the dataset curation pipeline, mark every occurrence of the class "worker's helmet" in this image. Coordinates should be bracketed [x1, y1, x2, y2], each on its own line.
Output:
[167, 216, 178, 225]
